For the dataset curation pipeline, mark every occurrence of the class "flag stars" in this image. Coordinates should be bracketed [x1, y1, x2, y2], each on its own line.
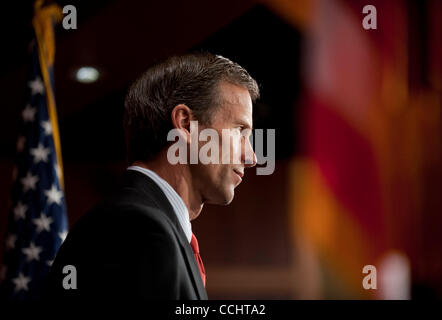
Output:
[6, 234, 17, 251]
[22, 104, 37, 123]
[22, 242, 42, 262]
[13, 202, 28, 221]
[44, 184, 63, 205]
[41, 120, 52, 136]
[30, 143, 50, 163]
[21, 172, 39, 192]
[28, 77, 45, 95]
[33, 213, 53, 233]
[12, 273, 31, 293]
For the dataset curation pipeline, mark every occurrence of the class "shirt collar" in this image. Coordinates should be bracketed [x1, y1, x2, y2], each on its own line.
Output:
[127, 166, 192, 243]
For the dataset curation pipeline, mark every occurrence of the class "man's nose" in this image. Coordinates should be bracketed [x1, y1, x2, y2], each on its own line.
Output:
[242, 137, 257, 168]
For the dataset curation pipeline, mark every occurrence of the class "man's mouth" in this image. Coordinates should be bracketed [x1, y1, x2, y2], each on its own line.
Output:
[233, 169, 244, 180]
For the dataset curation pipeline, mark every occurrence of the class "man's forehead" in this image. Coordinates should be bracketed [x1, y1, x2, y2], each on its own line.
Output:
[217, 97, 253, 126]
[217, 81, 252, 105]
[218, 82, 252, 112]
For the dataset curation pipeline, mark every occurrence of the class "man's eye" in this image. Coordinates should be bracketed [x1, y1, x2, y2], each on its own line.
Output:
[241, 128, 251, 136]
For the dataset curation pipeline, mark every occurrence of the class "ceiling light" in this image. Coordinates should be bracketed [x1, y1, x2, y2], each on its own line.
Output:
[75, 66, 99, 83]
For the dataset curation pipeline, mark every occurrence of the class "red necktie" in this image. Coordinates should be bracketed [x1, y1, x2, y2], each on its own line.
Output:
[190, 233, 206, 287]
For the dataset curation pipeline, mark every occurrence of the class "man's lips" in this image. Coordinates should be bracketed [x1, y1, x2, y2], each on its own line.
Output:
[233, 169, 244, 179]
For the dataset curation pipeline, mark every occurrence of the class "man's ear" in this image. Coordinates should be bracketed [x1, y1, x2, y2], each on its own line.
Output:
[171, 104, 192, 144]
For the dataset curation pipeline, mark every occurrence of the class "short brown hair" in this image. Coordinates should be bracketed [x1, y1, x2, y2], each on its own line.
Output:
[123, 52, 260, 164]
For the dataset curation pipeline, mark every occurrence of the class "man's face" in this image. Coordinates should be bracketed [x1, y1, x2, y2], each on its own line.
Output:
[191, 81, 257, 206]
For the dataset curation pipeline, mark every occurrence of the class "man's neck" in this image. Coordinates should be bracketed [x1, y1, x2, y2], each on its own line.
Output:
[132, 155, 204, 221]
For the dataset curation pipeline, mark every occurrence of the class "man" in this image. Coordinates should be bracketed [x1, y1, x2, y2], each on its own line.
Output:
[44, 52, 259, 300]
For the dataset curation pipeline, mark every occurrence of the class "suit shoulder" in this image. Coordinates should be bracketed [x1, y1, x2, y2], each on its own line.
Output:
[66, 194, 179, 252]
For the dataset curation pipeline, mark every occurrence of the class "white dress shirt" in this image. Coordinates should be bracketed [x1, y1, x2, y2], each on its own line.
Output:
[127, 166, 192, 243]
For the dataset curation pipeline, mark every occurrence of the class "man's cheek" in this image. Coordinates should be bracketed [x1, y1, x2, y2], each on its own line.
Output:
[230, 136, 242, 164]
[220, 133, 232, 164]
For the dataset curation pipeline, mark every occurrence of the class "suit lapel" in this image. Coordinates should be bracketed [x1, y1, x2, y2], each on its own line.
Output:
[120, 170, 208, 299]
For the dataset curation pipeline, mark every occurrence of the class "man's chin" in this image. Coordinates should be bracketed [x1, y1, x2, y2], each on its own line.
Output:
[222, 197, 234, 206]
[206, 190, 235, 206]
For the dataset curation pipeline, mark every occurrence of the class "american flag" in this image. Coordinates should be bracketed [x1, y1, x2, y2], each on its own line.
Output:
[0, 3, 67, 300]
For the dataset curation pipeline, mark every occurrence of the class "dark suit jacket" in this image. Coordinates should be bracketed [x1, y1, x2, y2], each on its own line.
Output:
[44, 170, 208, 300]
